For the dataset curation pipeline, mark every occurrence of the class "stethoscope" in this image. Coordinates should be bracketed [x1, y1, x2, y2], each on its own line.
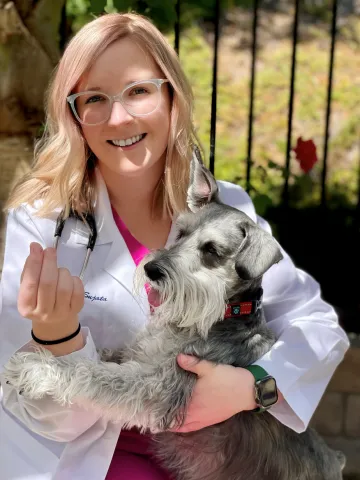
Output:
[54, 209, 98, 280]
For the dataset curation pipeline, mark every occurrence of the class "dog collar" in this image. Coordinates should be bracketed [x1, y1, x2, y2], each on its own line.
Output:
[224, 288, 263, 319]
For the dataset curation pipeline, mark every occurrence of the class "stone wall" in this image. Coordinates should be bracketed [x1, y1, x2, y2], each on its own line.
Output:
[310, 344, 360, 478]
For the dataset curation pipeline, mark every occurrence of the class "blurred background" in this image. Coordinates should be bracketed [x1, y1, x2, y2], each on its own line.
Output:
[0, 0, 359, 477]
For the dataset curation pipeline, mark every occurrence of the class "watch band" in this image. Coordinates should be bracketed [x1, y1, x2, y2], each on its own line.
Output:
[244, 364, 269, 381]
[244, 365, 274, 413]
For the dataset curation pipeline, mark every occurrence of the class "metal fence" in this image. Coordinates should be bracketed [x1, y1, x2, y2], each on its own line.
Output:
[173, 0, 359, 334]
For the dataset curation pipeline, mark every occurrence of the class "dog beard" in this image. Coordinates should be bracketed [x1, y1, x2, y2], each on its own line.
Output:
[134, 254, 227, 337]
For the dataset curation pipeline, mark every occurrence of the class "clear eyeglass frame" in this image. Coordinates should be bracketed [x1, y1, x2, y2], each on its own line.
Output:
[66, 78, 169, 126]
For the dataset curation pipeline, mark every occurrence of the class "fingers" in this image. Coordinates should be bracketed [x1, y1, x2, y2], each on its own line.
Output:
[54, 268, 74, 314]
[18, 243, 85, 322]
[177, 354, 214, 377]
[169, 422, 200, 433]
[18, 243, 44, 316]
[54, 270, 84, 315]
[37, 248, 59, 315]
[71, 277, 85, 314]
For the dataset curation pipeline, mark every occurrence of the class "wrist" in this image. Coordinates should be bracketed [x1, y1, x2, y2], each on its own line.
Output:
[31, 317, 84, 356]
[239, 368, 258, 411]
[32, 317, 80, 341]
[243, 365, 279, 412]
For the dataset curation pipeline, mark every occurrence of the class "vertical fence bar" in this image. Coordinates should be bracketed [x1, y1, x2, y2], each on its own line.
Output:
[321, 0, 338, 208]
[59, 3, 68, 53]
[209, 0, 221, 174]
[246, 0, 259, 194]
[282, 0, 300, 207]
[356, 138, 360, 230]
[174, 0, 180, 55]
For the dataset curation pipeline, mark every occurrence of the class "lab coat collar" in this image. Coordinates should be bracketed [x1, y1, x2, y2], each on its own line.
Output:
[74, 168, 179, 249]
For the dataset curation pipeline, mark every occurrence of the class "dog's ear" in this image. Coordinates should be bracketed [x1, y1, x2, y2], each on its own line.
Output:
[235, 223, 283, 280]
[187, 146, 220, 212]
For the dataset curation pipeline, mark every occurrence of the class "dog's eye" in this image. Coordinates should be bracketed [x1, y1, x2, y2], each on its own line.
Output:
[202, 242, 219, 256]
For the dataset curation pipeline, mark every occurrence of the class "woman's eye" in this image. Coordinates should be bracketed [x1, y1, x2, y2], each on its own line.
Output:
[130, 87, 148, 96]
[85, 95, 105, 104]
[202, 242, 219, 256]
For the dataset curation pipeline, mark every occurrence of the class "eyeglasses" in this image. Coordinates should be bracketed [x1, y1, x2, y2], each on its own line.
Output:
[67, 79, 169, 126]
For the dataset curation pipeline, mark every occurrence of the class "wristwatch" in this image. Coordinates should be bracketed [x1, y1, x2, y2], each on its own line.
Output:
[244, 365, 278, 413]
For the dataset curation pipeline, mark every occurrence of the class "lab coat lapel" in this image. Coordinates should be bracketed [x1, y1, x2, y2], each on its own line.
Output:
[74, 169, 141, 297]
[73, 168, 177, 305]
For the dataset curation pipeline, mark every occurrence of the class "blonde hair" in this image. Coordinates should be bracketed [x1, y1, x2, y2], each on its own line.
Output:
[6, 13, 198, 218]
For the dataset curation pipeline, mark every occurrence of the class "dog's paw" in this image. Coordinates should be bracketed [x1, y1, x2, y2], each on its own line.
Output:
[3, 351, 58, 399]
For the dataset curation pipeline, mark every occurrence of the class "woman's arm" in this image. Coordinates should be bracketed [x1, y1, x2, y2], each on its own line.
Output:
[0, 207, 103, 442]
[254, 214, 349, 432]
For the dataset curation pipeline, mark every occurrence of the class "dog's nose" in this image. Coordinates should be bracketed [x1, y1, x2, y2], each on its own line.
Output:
[144, 262, 164, 281]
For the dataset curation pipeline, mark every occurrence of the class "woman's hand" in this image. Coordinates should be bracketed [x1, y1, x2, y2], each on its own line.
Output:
[18, 242, 85, 355]
[170, 354, 258, 433]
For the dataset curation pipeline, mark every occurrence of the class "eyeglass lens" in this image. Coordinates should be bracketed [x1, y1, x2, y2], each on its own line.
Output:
[74, 81, 161, 124]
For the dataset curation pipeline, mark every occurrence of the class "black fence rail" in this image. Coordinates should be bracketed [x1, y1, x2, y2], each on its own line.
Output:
[174, 0, 359, 334]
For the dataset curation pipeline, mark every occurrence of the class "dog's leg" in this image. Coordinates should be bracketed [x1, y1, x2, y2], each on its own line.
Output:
[3, 349, 192, 433]
[98, 348, 125, 364]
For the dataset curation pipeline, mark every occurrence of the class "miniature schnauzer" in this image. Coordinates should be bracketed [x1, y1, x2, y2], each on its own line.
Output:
[3, 151, 345, 480]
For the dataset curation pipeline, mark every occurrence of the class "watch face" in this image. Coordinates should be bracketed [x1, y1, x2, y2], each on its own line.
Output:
[257, 376, 278, 408]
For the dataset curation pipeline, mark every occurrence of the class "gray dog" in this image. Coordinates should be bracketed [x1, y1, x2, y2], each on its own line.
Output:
[4, 151, 345, 480]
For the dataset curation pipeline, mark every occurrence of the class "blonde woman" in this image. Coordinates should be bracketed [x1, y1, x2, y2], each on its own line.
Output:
[0, 12, 349, 480]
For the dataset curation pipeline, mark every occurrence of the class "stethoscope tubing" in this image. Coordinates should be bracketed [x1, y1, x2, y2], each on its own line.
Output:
[53, 209, 98, 281]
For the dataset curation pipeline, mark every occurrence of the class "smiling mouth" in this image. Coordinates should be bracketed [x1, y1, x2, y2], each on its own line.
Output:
[107, 133, 147, 147]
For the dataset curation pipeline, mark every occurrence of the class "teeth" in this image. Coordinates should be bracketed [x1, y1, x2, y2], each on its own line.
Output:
[110, 134, 144, 147]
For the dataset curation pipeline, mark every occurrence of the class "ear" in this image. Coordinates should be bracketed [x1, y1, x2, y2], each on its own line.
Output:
[235, 223, 283, 280]
[187, 146, 220, 212]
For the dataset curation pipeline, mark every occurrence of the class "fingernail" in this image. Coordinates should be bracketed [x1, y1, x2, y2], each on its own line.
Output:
[45, 247, 57, 257]
[30, 243, 43, 255]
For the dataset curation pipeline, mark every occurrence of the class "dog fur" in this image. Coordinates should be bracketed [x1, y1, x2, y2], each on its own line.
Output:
[3, 150, 345, 480]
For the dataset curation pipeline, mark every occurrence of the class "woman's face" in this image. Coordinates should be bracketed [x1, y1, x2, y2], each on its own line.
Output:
[76, 37, 171, 179]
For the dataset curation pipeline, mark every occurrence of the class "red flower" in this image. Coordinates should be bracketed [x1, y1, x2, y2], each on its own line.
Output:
[293, 137, 318, 173]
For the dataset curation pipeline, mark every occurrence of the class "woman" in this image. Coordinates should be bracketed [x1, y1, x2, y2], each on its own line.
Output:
[0, 12, 349, 480]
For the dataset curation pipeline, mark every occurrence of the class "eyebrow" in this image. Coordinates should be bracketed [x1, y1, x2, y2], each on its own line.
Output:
[83, 79, 148, 92]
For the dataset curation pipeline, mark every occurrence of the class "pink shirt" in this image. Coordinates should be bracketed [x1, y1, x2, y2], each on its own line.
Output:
[112, 207, 150, 267]
[105, 207, 171, 480]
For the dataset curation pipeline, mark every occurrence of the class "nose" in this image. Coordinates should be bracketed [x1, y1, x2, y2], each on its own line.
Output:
[144, 261, 165, 281]
[107, 100, 133, 126]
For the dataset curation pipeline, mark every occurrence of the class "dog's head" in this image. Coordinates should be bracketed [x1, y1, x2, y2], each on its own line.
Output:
[139, 149, 283, 336]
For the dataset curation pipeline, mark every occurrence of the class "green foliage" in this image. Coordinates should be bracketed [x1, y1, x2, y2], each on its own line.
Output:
[65, 2, 360, 216]
[91, 0, 107, 13]
[66, 0, 93, 31]
[88, 0, 177, 30]
[86, 0, 257, 31]
[303, 0, 334, 22]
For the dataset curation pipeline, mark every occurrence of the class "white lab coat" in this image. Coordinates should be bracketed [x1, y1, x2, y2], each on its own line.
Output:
[0, 169, 349, 480]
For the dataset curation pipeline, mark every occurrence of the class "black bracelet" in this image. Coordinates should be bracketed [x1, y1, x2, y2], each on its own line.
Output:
[31, 323, 81, 345]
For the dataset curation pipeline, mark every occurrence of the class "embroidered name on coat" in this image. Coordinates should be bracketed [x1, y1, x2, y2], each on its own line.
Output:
[85, 292, 108, 302]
